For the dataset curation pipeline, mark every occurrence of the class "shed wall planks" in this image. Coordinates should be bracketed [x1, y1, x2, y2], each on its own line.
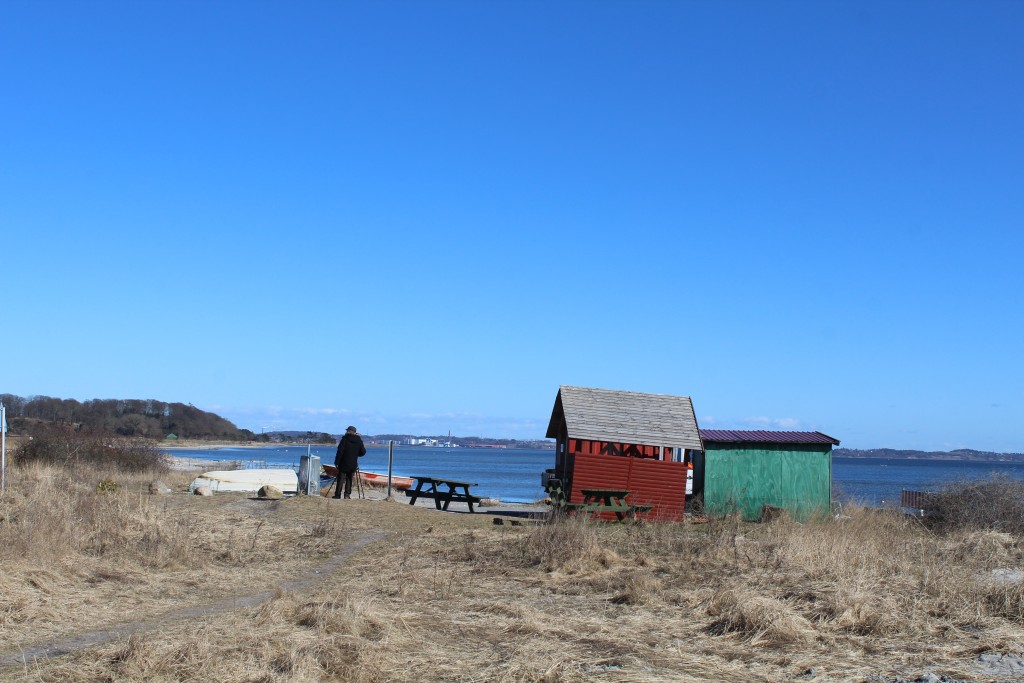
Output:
[569, 452, 686, 522]
[703, 443, 832, 521]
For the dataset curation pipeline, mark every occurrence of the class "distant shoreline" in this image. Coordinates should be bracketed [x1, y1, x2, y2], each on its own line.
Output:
[834, 448, 1024, 463]
[835, 456, 1024, 462]
[158, 441, 556, 451]
[156, 442, 1022, 461]
[160, 441, 272, 450]
[836, 455, 1024, 463]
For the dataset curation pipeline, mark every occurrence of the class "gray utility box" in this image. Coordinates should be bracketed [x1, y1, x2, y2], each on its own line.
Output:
[298, 455, 321, 496]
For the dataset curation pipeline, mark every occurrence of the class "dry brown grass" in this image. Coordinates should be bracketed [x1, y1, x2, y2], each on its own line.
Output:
[707, 586, 816, 645]
[0, 461, 197, 568]
[5, 463, 1024, 681]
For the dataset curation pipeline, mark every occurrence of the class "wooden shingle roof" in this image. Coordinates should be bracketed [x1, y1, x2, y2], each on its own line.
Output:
[546, 385, 703, 450]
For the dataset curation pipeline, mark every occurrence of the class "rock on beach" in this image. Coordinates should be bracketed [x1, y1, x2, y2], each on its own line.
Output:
[258, 484, 283, 499]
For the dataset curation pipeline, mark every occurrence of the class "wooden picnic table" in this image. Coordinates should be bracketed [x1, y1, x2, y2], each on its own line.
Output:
[581, 488, 630, 506]
[405, 476, 482, 513]
[571, 488, 652, 521]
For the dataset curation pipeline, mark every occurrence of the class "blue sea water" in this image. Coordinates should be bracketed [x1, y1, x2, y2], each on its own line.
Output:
[162, 445, 1024, 506]
[832, 456, 1024, 506]
[164, 445, 552, 503]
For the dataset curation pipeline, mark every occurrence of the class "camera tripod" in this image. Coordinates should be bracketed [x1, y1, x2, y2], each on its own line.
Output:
[329, 466, 365, 499]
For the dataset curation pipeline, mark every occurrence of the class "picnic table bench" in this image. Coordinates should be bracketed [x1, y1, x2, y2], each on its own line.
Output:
[558, 488, 653, 522]
[405, 476, 482, 513]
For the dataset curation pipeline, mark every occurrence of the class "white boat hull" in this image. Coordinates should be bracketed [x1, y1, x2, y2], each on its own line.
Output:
[189, 469, 298, 494]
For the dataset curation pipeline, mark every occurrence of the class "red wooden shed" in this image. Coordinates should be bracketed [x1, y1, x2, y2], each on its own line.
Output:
[545, 386, 703, 521]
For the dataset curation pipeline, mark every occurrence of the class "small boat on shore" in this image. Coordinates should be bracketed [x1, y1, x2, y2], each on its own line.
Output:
[189, 468, 298, 494]
[360, 470, 414, 489]
[321, 465, 414, 490]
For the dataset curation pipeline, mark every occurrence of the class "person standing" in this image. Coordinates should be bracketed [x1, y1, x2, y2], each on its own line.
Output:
[333, 425, 366, 499]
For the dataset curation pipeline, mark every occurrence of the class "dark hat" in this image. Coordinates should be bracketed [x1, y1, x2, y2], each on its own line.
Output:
[346, 426, 357, 433]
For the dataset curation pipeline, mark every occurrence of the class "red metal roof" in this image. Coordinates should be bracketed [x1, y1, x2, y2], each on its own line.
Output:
[698, 429, 840, 446]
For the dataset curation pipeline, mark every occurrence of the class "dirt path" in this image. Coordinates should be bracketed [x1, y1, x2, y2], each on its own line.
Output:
[0, 531, 385, 668]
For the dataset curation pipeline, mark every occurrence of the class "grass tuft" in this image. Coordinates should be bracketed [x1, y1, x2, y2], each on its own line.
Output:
[707, 586, 817, 644]
[523, 515, 615, 572]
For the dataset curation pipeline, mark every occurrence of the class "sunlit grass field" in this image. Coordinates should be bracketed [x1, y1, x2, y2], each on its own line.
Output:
[3, 433, 1024, 681]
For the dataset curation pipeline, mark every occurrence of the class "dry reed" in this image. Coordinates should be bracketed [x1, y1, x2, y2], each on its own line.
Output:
[6, 464, 1024, 682]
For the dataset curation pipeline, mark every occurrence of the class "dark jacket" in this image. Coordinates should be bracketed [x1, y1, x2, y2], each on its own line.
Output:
[335, 432, 366, 472]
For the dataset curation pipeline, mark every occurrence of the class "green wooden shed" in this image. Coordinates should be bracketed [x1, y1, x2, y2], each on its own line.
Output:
[695, 430, 840, 521]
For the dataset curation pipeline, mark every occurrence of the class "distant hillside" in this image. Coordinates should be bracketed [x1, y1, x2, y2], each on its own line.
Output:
[835, 447, 1024, 462]
[0, 394, 254, 441]
[370, 434, 554, 449]
[269, 432, 555, 449]
[266, 431, 336, 444]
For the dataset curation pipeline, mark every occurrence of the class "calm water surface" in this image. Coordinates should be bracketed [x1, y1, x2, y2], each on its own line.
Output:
[165, 445, 552, 503]
[162, 445, 1024, 505]
[832, 456, 1024, 505]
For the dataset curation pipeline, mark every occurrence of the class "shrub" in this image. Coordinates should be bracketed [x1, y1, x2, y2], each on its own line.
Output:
[14, 423, 167, 473]
[929, 475, 1024, 534]
[522, 515, 615, 572]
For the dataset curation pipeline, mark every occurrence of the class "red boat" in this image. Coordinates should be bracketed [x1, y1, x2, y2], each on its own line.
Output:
[322, 465, 414, 491]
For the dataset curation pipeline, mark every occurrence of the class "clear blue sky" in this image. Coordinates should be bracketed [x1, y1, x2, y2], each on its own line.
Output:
[2, 1, 1022, 451]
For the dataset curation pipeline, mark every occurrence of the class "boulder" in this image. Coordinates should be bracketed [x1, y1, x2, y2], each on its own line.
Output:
[193, 485, 213, 496]
[258, 484, 284, 500]
[149, 480, 171, 495]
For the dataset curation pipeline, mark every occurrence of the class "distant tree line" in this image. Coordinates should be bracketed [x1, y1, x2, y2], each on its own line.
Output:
[371, 433, 553, 449]
[0, 394, 254, 441]
[267, 431, 336, 444]
[835, 447, 1024, 461]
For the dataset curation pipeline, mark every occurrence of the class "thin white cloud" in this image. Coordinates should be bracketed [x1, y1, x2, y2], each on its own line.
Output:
[214, 405, 546, 439]
[406, 411, 484, 420]
[294, 407, 353, 416]
[744, 416, 801, 429]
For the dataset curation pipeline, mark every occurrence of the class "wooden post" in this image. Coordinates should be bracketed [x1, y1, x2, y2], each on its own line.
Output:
[387, 440, 394, 497]
[1, 401, 6, 495]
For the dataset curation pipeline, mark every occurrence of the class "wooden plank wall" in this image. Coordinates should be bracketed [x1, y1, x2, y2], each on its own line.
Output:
[703, 445, 831, 521]
[628, 457, 686, 522]
[568, 451, 686, 522]
[567, 452, 628, 522]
